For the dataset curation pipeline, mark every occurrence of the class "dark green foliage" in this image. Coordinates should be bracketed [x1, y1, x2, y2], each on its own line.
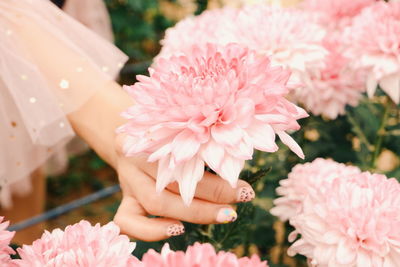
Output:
[9, 244, 20, 258]
[46, 151, 111, 208]
[195, 0, 208, 15]
[105, 0, 174, 61]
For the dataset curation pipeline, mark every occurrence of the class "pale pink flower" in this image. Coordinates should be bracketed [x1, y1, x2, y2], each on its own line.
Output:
[0, 217, 15, 266]
[15, 220, 138, 267]
[288, 172, 400, 267]
[301, 0, 375, 28]
[270, 158, 361, 222]
[156, 7, 240, 62]
[119, 43, 308, 205]
[234, 5, 326, 76]
[344, 1, 400, 104]
[215, 0, 273, 7]
[294, 35, 366, 119]
[157, 5, 327, 83]
[137, 242, 268, 267]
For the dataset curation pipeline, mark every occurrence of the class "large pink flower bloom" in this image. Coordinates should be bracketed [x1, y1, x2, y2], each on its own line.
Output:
[294, 35, 366, 119]
[119, 43, 308, 205]
[0, 217, 15, 266]
[137, 242, 268, 267]
[157, 5, 326, 83]
[301, 0, 375, 28]
[344, 1, 400, 104]
[270, 158, 361, 222]
[156, 7, 240, 62]
[233, 5, 326, 76]
[15, 220, 138, 267]
[288, 172, 400, 267]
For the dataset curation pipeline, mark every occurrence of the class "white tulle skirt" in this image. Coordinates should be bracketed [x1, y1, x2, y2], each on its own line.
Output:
[0, 0, 128, 208]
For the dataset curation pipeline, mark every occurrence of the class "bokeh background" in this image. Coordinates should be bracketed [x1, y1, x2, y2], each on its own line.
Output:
[35, 1, 400, 266]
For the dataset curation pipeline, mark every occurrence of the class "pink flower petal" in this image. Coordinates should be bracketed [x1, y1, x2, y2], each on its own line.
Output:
[218, 156, 244, 188]
[277, 131, 304, 159]
[254, 114, 289, 124]
[366, 75, 378, 98]
[336, 240, 356, 265]
[211, 124, 243, 147]
[225, 134, 254, 160]
[148, 143, 172, 163]
[356, 250, 373, 267]
[177, 157, 205, 206]
[156, 156, 175, 193]
[201, 140, 225, 173]
[235, 98, 255, 128]
[171, 130, 201, 163]
[380, 74, 400, 104]
[247, 121, 278, 152]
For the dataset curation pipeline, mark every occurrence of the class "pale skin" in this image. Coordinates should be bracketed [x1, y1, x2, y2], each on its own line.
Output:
[13, 12, 255, 242]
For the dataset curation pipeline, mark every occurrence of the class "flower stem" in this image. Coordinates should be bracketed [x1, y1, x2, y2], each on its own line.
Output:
[370, 97, 392, 170]
[347, 112, 373, 151]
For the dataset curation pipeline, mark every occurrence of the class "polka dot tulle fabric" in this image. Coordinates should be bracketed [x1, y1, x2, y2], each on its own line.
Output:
[0, 0, 128, 207]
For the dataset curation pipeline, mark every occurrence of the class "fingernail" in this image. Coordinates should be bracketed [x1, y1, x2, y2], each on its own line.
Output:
[166, 224, 185, 236]
[216, 208, 237, 224]
[237, 187, 255, 202]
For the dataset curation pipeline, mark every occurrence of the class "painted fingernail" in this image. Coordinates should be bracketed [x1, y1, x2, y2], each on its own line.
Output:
[166, 224, 185, 236]
[216, 208, 237, 224]
[237, 187, 255, 202]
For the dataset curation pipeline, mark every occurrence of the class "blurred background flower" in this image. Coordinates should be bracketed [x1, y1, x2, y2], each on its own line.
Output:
[138, 242, 268, 267]
[0, 218, 15, 266]
[15, 220, 138, 267]
[287, 171, 400, 266]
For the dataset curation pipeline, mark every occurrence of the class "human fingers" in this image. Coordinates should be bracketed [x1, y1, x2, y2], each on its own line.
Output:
[131, 172, 238, 224]
[114, 196, 185, 242]
[131, 155, 255, 204]
[165, 174, 255, 204]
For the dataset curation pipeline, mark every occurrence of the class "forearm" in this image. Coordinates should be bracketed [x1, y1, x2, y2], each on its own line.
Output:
[67, 81, 133, 168]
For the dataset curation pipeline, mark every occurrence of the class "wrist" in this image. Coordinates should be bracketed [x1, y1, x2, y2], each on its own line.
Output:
[68, 81, 133, 170]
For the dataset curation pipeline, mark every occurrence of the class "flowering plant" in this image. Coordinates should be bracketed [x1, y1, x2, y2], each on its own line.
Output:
[0, 217, 15, 266]
[14, 220, 138, 267]
[4, 220, 267, 267]
[286, 169, 400, 267]
[119, 43, 307, 205]
[138, 242, 268, 267]
[270, 158, 362, 221]
[344, 1, 400, 104]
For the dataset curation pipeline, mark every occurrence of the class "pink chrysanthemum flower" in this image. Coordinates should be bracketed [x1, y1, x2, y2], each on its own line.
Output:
[294, 35, 366, 119]
[157, 5, 326, 83]
[301, 0, 375, 28]
[234, 5, 326, 75]
[119, 43, 308, 205]
[119, 44, 307, 205]
[344, 1, 400, 104]
[270, 158, 361, 222]
[137, 242, 268, 267]
[15, 220, 138, 267]
[0, 217, 15, 266]
[156, 7, 240, 62]
[288, 172, 400, 267]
